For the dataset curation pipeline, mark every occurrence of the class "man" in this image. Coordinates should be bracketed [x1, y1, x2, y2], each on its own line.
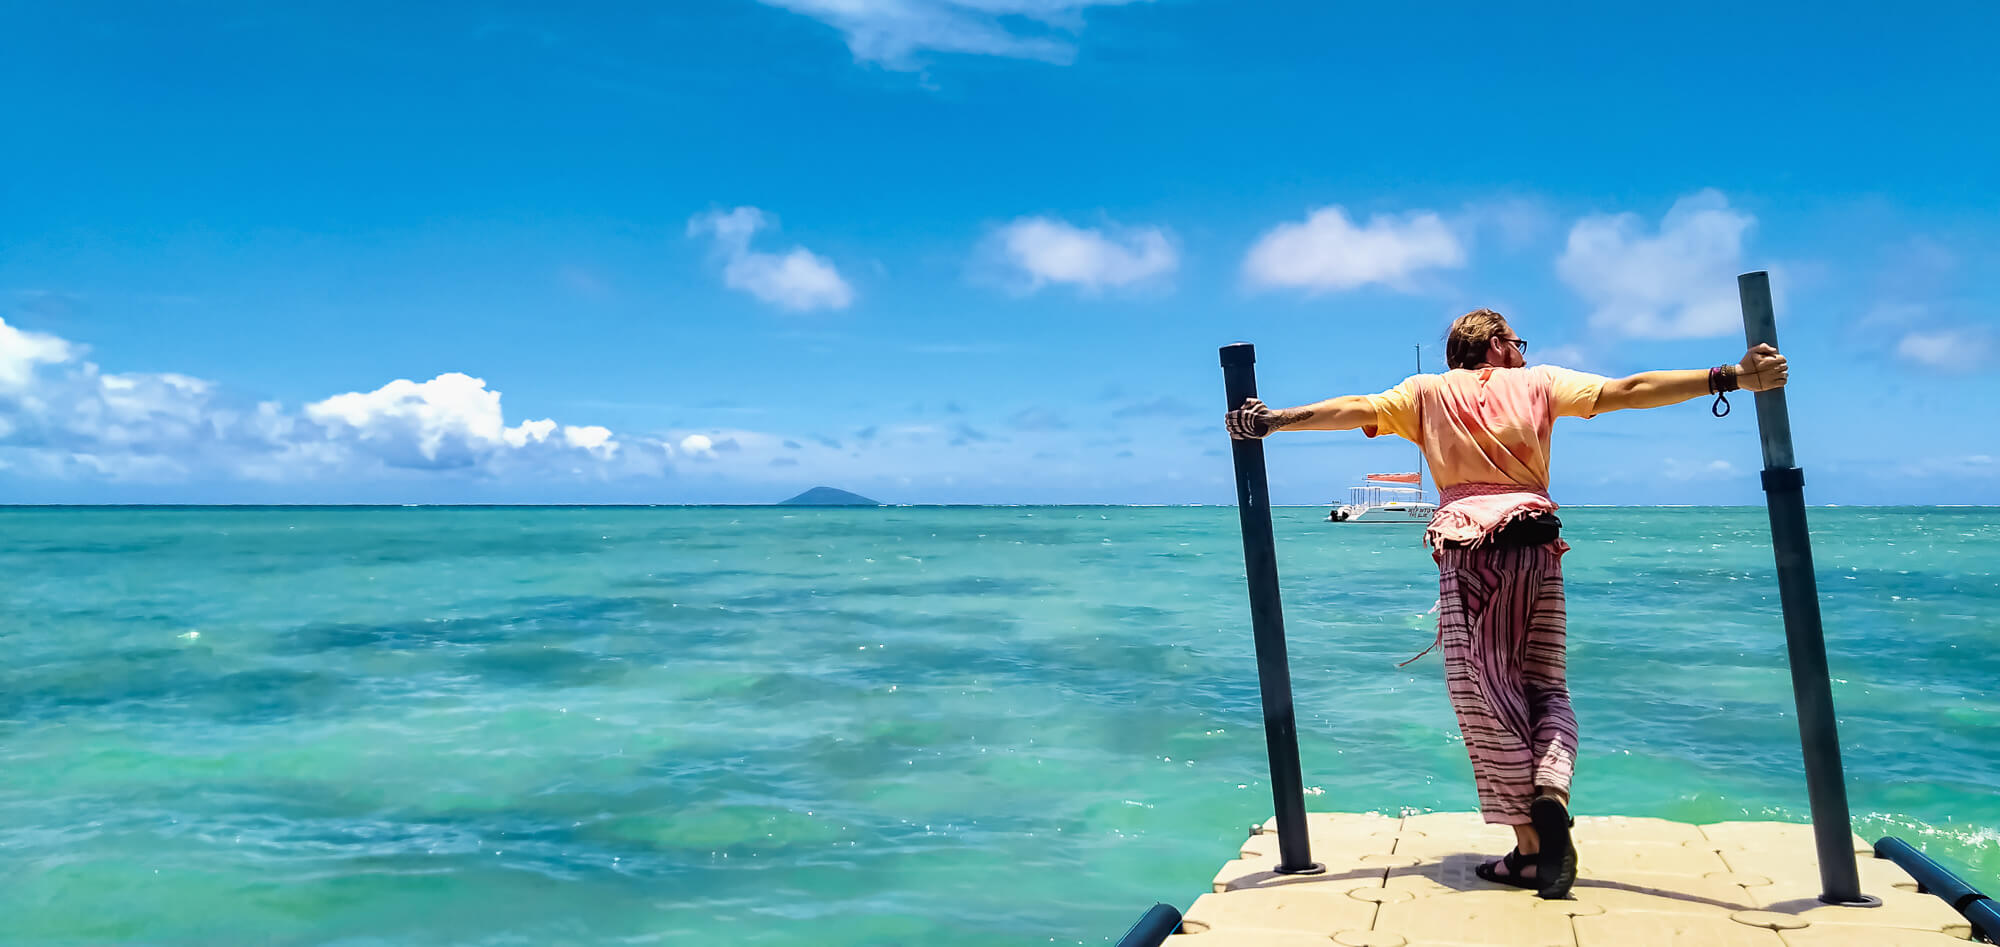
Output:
[1225, 308, 1788, 899]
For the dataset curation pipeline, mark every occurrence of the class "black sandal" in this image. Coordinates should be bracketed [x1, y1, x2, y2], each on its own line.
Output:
[1530, 796, 1578, 900]
[1474, 847, 1540, 890]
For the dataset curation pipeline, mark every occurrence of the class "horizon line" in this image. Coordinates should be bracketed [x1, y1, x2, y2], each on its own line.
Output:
[3, 503, 1994, 510]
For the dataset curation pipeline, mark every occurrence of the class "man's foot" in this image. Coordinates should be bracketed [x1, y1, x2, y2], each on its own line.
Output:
[1530, 796, 1578, 900]
[1474, 848, 1540, 890]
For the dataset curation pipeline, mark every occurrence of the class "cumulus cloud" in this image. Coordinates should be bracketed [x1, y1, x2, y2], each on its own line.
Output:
[989, 216, 1177, 293]
[1556, 189, 1754, 339]
[0, 318, 74, 388]
[1243, 206, 1465, 293]
[306, 373, 621, 470]
[1896, 329, 1994, 372]
[0, 316, 659, 486]
[760, 0, 1143, 69]
[688, 207, 854, 312]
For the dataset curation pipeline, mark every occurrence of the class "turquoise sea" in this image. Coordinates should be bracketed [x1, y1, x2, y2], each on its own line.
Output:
[1, 506, 1995, 945]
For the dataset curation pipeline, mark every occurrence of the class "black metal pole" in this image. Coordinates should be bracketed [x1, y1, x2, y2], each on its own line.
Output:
[1738, 271, 1869, 905]
[1219, 342, 1322, 876]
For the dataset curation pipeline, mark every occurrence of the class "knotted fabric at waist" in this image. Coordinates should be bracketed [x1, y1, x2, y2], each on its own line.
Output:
[1425, 482, 1560, 553]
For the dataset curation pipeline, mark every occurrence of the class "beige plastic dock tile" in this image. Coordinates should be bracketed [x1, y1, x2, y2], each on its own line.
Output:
[1211, 853, 1390, 894]
[1331, 933, 1409, 947]
[1186, 814, 1979, 947]
[1699, 821, 1872, 855]
[1716, 849, 1927, 892]
[1739, 878, 1972, 937]
[1390, 832, 1522, 861]
[1570, 815, 1705, 845]
[1573, 911, 1786, 947]
[1397, 811, 1518, 843]
[1779, 925, 1979, 945]
[1163, 932, 1341, 947]
[1372, 890, 1579, 946]
[1574, 839, 1734, 877]
[1180, 888, 1380, 936]
[1254, 811, 1402, 838]
[1567, 870, 1760, 916]
[1240, 827, 1399, 859]
[1381, 852, 1501, 898]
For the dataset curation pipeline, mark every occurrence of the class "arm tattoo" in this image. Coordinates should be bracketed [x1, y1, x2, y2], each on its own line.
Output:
[1270, 408, 1315, 430]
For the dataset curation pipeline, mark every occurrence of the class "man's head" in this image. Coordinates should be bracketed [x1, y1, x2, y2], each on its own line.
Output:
[1446, 308, 1527, 370]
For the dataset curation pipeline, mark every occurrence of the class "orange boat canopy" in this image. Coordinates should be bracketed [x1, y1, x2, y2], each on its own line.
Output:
[1365, 472, 1421, 484]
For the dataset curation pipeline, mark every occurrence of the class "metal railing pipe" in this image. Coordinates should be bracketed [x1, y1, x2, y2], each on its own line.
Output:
[1738, 271, 1868, 905]
[1219, 342, 1322, 876]
[1111, 903, 1182, 947]
[1875, 837, 1988, 911]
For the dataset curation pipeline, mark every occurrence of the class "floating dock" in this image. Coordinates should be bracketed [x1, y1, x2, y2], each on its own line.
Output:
[1168, 811, 1973, 946]
[1190, 287, 1994, 947]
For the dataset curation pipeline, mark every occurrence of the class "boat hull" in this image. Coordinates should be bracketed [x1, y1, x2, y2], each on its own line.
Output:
[1329, 503, 1436, 524]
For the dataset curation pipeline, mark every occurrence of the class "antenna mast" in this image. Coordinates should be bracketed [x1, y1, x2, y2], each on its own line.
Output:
[1415, 344, 1426, 496]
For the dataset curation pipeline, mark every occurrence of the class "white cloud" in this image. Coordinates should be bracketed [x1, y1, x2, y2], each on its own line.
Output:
[688, 207, 854, 312]
[1243, 206, 1466, 293]
[1662, 457, 1739, 481]
[1896, 329, 1994, 372]
[1454, 198, 1554, 251]
[1529, 344, 1592, 370]
[760, 0, 1142, 69]
[0, 318, 75, 389]
[679, 434, 714, 455]
[305, 374, 626, 470]
[991, 216, 1176, 293]
[1892, 453, 1999, 479]
[562, 425, 615, 455]
[1556, 189, 1754, 339]
[0, 316, 657, 485]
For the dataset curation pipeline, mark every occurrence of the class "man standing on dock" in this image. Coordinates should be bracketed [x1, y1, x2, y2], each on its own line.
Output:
[1225, 308, 1788, 899]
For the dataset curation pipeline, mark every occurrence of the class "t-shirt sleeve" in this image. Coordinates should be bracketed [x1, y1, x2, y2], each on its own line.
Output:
[1542, 365, 1611, 419]
[1362, 375, 1422, 441]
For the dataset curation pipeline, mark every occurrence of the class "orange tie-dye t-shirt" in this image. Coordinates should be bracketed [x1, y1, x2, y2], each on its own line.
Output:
[1361, 365, 1608, 491]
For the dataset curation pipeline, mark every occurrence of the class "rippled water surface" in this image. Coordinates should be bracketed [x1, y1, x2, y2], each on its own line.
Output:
[1, 506, 1995, 944]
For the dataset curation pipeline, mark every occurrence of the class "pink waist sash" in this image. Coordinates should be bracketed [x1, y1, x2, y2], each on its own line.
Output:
[1424, 482, 1561, 553]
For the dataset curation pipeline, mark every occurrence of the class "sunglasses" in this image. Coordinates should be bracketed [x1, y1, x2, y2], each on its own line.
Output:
[1500, 336, 1529, 354]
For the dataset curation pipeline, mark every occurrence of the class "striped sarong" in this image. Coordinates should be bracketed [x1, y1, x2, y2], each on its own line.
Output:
[1436, 541, 1578, 825]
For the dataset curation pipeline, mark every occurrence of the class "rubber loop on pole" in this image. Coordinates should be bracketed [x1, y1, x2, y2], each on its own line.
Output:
[1760, 466, 1804, 492]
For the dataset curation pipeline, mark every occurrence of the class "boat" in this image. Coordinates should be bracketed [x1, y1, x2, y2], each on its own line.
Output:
[1326, 472, 1436, 523]
[1327, 345, 1436, 525]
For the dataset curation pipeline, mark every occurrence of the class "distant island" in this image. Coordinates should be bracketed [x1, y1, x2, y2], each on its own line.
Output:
[777, 486, 881, 506]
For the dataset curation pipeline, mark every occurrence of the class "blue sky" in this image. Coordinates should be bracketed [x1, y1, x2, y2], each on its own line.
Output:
[2, 1, 1995, 504]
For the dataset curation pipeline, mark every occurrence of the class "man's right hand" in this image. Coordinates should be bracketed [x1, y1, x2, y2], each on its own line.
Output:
[1737, 343, 1789, 392]
[1226, 397, 1275, 439]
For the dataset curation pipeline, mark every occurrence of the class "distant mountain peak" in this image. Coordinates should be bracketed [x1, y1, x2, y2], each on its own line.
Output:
[777, 486, 881, 506]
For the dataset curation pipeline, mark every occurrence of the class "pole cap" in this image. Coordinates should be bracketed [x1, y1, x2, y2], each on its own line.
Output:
[1220, 342, 1256, 368]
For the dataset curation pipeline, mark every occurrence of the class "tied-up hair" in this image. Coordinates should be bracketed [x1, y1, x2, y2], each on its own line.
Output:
[1446, 308, 1510, 370]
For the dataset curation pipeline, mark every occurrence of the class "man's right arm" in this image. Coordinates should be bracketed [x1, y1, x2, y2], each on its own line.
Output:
[1226, 395, 1377, 439]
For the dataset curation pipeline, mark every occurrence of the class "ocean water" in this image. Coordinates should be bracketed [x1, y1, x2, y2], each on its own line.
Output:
[1, 506, 1995, 945]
